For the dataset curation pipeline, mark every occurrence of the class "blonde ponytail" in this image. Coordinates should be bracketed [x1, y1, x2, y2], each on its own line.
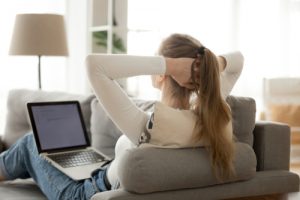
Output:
[158, 33, 236, 180]
[192, 47, 235, 180]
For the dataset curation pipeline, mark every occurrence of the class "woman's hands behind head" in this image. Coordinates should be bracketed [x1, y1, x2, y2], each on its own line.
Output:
[165, 57, 196, 89]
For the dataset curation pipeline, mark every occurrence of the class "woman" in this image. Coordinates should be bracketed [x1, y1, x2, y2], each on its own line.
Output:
[0, 34, 243, 200]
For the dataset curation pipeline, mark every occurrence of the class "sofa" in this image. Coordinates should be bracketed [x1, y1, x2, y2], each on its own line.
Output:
[0, 89, 298, 200]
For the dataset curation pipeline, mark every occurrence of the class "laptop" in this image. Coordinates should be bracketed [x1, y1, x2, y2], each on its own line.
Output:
[27, 101, 110, 180]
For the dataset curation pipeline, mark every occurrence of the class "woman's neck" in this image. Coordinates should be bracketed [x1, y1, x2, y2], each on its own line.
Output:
[161, 86, 190, 110]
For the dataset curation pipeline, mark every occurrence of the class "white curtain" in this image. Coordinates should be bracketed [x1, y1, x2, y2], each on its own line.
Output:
[127, 0, 300, 115]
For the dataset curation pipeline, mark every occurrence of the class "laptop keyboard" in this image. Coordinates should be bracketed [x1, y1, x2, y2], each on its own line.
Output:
[48, 150, 105, 168]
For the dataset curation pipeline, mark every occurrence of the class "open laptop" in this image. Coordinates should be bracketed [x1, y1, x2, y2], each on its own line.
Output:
[27, 101, 110, 180]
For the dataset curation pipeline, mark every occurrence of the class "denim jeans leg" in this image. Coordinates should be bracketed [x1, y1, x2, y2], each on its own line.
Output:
[92, 164, 111, 192]
[0, 133, 99, 200]
[0, 134, 31, 179]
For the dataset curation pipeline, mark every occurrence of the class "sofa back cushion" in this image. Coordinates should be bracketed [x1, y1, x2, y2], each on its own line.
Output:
[118, 142, 257, 193]
[226, 96, 256, 146]
[3, 89, 94, 148]
[90, 98, 123, 158]
[90, 96, 256, 157]
[90, 98, 155, 158]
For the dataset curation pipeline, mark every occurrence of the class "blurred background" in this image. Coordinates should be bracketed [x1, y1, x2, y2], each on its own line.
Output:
[0, 0, 299, 132]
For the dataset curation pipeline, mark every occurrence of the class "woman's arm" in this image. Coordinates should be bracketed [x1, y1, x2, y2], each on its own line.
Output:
[86, 54, 167, 145]
[219, 51, 244, 98]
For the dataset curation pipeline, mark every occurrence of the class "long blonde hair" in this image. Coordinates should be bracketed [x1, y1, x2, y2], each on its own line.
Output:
[158, 33, 235, 180]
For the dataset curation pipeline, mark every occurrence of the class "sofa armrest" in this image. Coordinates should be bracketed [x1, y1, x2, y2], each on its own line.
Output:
[253, 121, 290, 171]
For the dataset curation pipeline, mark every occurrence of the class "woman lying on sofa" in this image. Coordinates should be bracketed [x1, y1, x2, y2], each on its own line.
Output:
[0, 33, 243, 200]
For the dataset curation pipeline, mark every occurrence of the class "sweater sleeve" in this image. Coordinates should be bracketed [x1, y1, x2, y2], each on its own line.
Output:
[220, 51, 244, 99]
[85, 54, 166, 145]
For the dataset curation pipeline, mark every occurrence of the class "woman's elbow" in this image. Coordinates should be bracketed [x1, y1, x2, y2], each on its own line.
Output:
[237, 51, 244, 70]
[85, 54, 105, 81]
[85, 55, 96, 75]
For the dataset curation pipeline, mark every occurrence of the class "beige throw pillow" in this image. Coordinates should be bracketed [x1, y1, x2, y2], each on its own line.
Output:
[267, 104, 300, 127]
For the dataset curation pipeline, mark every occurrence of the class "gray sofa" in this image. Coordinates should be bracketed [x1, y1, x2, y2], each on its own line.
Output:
[0, 89, 299, 200]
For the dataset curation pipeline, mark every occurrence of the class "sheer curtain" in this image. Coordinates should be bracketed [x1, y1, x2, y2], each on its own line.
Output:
[0, 0, 66, 134]
[127, 0, 300, 115]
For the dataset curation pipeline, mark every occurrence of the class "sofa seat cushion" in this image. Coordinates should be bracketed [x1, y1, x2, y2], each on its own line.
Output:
[92, 171, 299, 200]
[0, 179, 46, 200]
[118, 142, 256, 194]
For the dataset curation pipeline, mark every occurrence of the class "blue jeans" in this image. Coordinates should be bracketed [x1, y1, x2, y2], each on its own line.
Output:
[0, 133, 109, 200]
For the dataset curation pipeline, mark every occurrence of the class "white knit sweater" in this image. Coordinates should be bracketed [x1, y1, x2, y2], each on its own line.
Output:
[85, 51, 244, 188]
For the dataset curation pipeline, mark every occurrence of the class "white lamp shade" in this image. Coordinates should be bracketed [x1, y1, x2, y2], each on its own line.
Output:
[9, 13, 68, 56]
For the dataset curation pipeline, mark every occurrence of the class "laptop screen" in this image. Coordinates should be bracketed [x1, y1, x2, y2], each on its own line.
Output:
[27, 101, 90, 153]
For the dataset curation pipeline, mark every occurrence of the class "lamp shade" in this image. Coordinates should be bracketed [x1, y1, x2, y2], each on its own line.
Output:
[9, 14, 68, 56]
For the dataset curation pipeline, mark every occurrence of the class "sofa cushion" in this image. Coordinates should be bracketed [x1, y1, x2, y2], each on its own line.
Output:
[226, 96, 256, 146]
[267, 104, 300, 126]
[0, 179, 46, 200]
[90, 98, 123, 158]
[90, 98, 155, 158]
[118, 142, 257, 194]
[2, 89, 94, 148]
[92, 171, 299, 200]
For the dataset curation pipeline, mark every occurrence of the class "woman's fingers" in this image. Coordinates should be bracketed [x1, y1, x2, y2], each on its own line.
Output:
[167, 57, 200, 89]
[174, 58, 195, 85]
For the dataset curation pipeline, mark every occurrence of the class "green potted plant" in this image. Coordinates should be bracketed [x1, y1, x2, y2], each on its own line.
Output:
[93, 31, 126, 54]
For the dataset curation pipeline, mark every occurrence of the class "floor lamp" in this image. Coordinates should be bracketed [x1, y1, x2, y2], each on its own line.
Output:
[9, 14, 68, 90]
